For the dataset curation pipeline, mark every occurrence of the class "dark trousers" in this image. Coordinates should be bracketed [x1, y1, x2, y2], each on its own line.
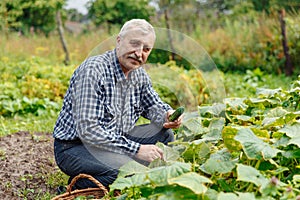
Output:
[53, 123, 174, 189]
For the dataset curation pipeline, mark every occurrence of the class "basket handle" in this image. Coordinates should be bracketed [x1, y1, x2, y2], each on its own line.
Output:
[67, 173, 108, 195]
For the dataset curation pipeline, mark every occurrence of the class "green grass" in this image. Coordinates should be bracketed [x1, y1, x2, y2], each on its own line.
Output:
[224, 69, 294, 98]
[0, 114, 57, 136]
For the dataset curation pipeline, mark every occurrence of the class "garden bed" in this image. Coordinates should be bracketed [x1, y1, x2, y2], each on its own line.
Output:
[0, 131, 59, 199]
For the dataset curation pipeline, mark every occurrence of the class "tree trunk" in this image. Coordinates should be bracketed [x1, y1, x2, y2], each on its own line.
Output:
[279, 9, 293, 76]
[56, 10, 70, 65]
[164, 8, 175, 60]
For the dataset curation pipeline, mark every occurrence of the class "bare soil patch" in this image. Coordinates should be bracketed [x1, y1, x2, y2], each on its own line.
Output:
[0, 131, 60, 199]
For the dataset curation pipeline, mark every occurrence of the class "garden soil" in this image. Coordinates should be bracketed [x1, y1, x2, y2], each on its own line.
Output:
[0, 131, 58, 199]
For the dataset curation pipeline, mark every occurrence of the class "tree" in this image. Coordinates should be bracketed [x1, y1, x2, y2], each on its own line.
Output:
[19, 0, 65, 36]
[0, 0, 24, 35]
[87, 0, 155, 33]
[0, 0, 65, 36]
[66, 8, 84, 22]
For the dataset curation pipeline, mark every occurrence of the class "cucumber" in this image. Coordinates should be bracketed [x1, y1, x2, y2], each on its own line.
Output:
[169, 106, 184, 121]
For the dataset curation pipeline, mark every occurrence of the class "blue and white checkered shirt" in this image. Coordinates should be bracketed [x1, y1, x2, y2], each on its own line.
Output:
[53, 49, 171, 156]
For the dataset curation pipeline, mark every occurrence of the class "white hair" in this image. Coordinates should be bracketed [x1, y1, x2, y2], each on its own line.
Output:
[119, 19, 156, 39]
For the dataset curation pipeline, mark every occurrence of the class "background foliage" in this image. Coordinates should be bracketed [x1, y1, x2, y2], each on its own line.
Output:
[1, 0, 300, 75]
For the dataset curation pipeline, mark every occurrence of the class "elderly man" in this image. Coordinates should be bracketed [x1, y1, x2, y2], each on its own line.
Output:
[53, 19, 182, 190]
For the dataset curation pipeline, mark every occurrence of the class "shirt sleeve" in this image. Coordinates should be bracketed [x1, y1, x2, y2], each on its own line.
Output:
[141, 81, 172, 127]
[73, 68, 140, 156]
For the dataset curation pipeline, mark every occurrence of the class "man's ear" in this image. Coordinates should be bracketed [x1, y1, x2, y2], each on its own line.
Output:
[116, 35, 121, 47]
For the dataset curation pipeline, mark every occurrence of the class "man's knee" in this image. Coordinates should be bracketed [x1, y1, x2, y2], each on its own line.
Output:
[162, 128, 174, 144]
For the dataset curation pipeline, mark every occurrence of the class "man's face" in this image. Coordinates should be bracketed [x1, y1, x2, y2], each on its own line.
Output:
[116, 29, 155, 75]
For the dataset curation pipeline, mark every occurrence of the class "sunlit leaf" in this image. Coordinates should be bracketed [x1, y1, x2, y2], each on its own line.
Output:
[293, 175, 300, 183]
[217, 191, 256, 200]
[200, 148, 238, 175]
[168, 172, 212, 194]
[244, 98, 279, 109]
[148, 162, 191, 186]
[236, 115, 252, 122]
[198, 103, 226, 117]
[262, 108, 298, 128]
[279, 123, 300, 147]
[156, 142, 180, 162]
[265, 107, 288, 118]
[224, 97, 248, 115]
[118, 160, 149, 178]
[251, 128, 269, 139]
[182, 116, 205, 134]
[234, 128, 281, 160]
[150, 185, 198, 200]
[282, 149, 300, 159]
[110, 173, 147, 191]
[203, 118, 225, 140]
[236, 164, 269, 187]
[182, 141, 210, 163]
[279, 123, 300, 138]
[222, 126, 242, 151]
[256, 88, 282, 98]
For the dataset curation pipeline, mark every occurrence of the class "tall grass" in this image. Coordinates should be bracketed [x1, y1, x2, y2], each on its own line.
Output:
[2, 10, 299, 76]
[0, 31, 111, 65]
[191, 11, 299, 76]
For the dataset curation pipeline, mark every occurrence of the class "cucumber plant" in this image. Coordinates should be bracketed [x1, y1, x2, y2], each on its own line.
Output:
[109, 77, 300, 200]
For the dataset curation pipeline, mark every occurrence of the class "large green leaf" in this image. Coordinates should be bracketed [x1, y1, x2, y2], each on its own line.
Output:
[279, 123, 300, 148]
[147, 162, 191, 186]
[200, 148, 238, 175]
[235, 115, 254, 123]
[224, 97, 248, 115]
[256, 88, 282, 98]
[282, 149, 300, 159]
[262, 107, 298, 128]
[150, 185, 198, 200]
[110, 173, 147, 191]
[118, 160, 149, 178]
[245, 98, 279, 108]
[178, 114, 209, 141]
[182, 141, 210, 163]
[222, 126, 242, 151]
[182, 116, 206, 135]
[203, 118, 225, 140]
[198, 103, 226, 117]
[234, 128, 281, 160]
[168, 172, 212, 194]
[149, 143, 181, 168]
[236, 164, 269, 188]
[156, 142, 180, 162]
[251, 127, 269, 139]
[217, 192, 256, 200]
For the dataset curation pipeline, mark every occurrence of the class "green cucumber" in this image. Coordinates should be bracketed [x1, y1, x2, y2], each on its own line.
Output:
[169, 106, 184, 121]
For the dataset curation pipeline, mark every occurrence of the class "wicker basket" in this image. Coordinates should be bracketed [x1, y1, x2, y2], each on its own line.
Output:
[51, 173, 109, 200]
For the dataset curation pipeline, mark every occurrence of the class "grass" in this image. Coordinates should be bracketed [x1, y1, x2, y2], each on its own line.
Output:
[0, 31, 112, 65]
[0, 114, 58, 137]
[224, 70, 294, 98]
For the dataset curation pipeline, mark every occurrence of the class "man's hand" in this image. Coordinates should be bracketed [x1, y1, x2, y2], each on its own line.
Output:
[135, 144, 163, 162]
[163, 109, 183, 129]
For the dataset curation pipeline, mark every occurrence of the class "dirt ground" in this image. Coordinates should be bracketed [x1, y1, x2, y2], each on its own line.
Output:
[0, 131, 60, 199]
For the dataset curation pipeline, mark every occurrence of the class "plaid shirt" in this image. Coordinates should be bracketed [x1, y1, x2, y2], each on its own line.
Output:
[53, 49, 171, 156]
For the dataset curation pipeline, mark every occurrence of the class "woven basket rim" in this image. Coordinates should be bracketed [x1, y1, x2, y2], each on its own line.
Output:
[51, 174, 109, 200]
[52, 187, 107, 200]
